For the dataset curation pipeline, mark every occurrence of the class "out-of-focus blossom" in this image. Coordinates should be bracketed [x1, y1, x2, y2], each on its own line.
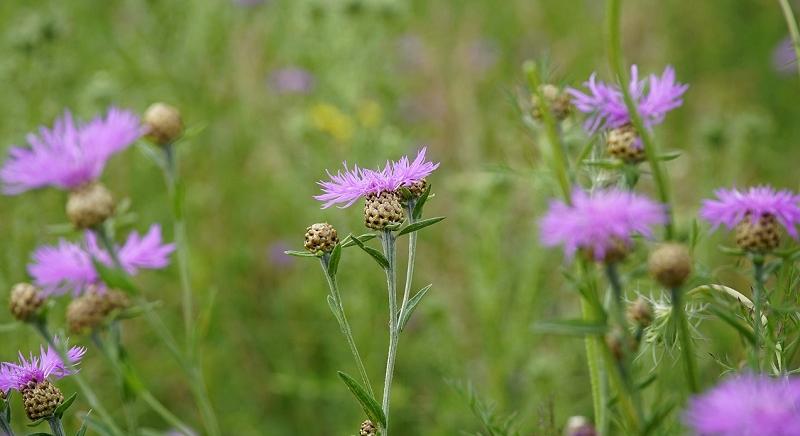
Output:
[773, 37, 798, 75]
[700, 186, 800, 238]
[269, 67, 315, 95]
[0, 342, 85, 393]
[309, 103, 355, 143]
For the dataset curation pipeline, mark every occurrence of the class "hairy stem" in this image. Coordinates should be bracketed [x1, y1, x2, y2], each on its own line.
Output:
[671, 287, 699, 393]
[380, 230, 399, 435]
[752, 258, 766, 371]
[46, 416, 65, 436]
[779, 0, 800, 83]
[320, 258, 375, 397]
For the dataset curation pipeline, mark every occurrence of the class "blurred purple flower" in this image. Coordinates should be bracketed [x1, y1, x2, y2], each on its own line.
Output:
[700, 186, 800, 238]
[773, 37, 798, 75]
[29, 224, 175, 296]
[684, 374, 800, 436]
[395, 34, 428, 70]
[269, 67, 315, 95]
[568, 65, 688, 132]
[267, 240, 295, 268]
[315, 147, 439, 208]
[0, 342, 85, 393]
[467, 38, 499, 73]
[1, 107, 143, 194]
[539, 189, 667, 261]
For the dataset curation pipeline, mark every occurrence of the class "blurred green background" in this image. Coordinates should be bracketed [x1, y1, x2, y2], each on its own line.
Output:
[0, 0, 798, 434]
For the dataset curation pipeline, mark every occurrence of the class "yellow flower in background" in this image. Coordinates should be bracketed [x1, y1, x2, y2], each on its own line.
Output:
[357, 99, 382, 128]
[309, 103, 354, 143]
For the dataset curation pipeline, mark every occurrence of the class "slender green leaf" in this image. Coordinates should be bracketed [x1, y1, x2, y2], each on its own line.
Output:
[643, 402, 675, 436]
[399, 284, 432, 331]
[76, 419, 88, 436]
[327, 244, 342, 278]
[27, 418, 46, 427]
[348, 234, 389, 269]
[707, 305, 755, 345]
[583, 159, 623, 169]
[327, 295, 345, 332]
[283, 250, 320, 258]
[658, 150, 682, 161]
[718, 245, 745, 256]
[4, 400, 10, 423]
[412, 183, 433, 219]
[54, 392, 78, 418]
[337, 371, 386, 427]
[341, 233, 377, 248]
[397, 217, 445, 236]
[533, 319, 608, 336]
[92, 259, 135, 294]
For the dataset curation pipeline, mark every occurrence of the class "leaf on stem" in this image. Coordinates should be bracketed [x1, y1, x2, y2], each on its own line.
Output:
[412, 184, 433, 219]
[327, 244, 342, 278]
[326, 295, 345, 332]
[348, 233, 389, 269]
[337, 371, 386, 427]
[397, 217, 445, 236]
[340, 233, 377, 248]
[399, 284, 432, 331]
[54, 392, 78, 418]
[706, 304, 756, 345]
[91, 259, 136, 294]
[283, 250, 321, 258]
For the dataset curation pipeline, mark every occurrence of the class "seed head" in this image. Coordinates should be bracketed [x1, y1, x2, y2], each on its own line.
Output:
[66, 182, 114, 229]
[627, 297, 654, 328]
[735, 213, 780, 253]
[359, 420, 377, 436]
[648, 243, 692, 288]
[531, 84, 571, 121]
[66, 289, 130, 334]
[9, 283, 44, 322]
[364, 190, 404, 230]
[606, 124, 644, 163]
[22, 380, 63, 420]
[144, 102, 183, 146]
[304, 223, 339, 253]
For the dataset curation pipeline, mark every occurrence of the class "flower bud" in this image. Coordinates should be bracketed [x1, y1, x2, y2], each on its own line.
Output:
[359, 420, 377, 436]
[606, 327, 637, 361]
[22, 380, 63, 420]
[9, 283, 44, 322]
[606, 124, 644, 163]
[407, 178, 428, 198]
[144, 102, 183, 146]
[303, 223, 339, 254]
[565, 416, 597, 436]
[648, 243, 692, 288]
[532, 84, 572, 122]
[66, 182, 114, 229]
[66, 289, 130, 334]
[364, 191, 404, 230]
[735, 213, 780, 253]
[627, 297, 654, 329]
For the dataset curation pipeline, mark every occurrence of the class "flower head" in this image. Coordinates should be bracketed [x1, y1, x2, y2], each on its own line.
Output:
[1, 108, 143, 194]
[699, 186, 800, 238]
[684, 374, 800, 436]
[28, 224, 175, 296]
[568, 65, 688, 132]
[314, 147, 439, 208]
[269, 67, 315, 95]
[539, 189, 667, 261]
[0, 343, 86, 392]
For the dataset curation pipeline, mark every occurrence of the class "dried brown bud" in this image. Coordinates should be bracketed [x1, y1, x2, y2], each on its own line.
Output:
[735, 213, 780, 253]
[66, 182, 114, 229]
[627, 297, 654, 328]
[606, 124, 644, 163]
[144, 102, 183, 146]
[303, 223, 339, 253]
[22, 380, 63, 420]
[66, 289, 130, 334]
[364, 191, 404, 230]
[532, 84, 572, 121]
[648, 243, 692, 288]
[360, 420, 377, 436]
[9, 283, 44, 322]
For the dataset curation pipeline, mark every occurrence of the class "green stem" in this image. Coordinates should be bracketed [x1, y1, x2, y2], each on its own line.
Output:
[397, 202, 418, 324]
[0, 407, 14, 436]
[91, 331, 194, 435]
[779, 0, 800, 83]
[752, 258, 766, 371]
[581, 299, 607, 434]
[380, 230, 399, 435]
[32, 322, 124, 436]
[671, 287, 699, 393]
[320, 258, 375, 397]
[46, 416, 65, 436]
[606, 0, 674, 239]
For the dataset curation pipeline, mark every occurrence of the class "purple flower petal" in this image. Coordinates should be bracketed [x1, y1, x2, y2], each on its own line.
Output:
[699, 186, 800, 238]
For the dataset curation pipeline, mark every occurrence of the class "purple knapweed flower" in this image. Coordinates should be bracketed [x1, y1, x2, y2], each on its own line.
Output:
[568, 65, 688, 133]
[314, 147, 439, 208]
[539, 189, 667, 261]
[773, 37, 798, 75]
[0, 107, 143, 194]
[699, 186, 800, 238]
[0, 343, 86, 393]
[684, 374, 800, 436]
[269, 67, 315, 95]
[28, 224, 175, 296]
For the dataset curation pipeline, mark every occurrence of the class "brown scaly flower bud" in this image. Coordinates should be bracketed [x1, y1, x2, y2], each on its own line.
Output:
[606, 327, 637, 361]
[22, 380, 64, 420]
[0, 389, 7, 401]
[565, 416, 597, 436]
[627, 297, 654, 329]
[581, 238, 629, 264]
[364, 190, 404, 230]
[143, 102, 183, 146]
[66, 182, 114, 229]
[648, 243, 692, 288]
[406, 178, 428, 198]
[9, 283, 44, 322]
[66, 289, 130, 334]
[735, 213, 780, 253]
[531, 84, 572, 122]
[359, 420, 377, 436]
[303, 223, 339, 254]
[606, 124, 645, 163]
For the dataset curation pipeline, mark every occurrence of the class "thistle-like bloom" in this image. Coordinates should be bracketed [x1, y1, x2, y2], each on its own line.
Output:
[539, 189, 667, 260]
[684, 374, 800, 435]
[1, 107, 143, 194]
[699, 186, 800, 237]
[269, 67, 315, 95]
[568, 65, 688, 132]
[314, 147, 439, 208]
[28, 224, 175, 296]
[0, 343, 86, 393]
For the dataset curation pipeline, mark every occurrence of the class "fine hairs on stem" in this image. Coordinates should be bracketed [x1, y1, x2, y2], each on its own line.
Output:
[380, 229, 399, 435]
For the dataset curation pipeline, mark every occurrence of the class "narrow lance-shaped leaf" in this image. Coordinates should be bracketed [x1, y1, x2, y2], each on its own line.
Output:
[92, 259, 136, 294]
[397, 217, 446, 236]
[284, 250, 321, 258]
[327, 295, 346, 333]
[54, 392, 78, 419]
[327, 244, 342, 278]
[412, 183, 433, 219]
[399, 284, 432, 331]
[337, 371, 386, 427]
[348, 233, 389, 269]
[341, 233, 377, 248]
